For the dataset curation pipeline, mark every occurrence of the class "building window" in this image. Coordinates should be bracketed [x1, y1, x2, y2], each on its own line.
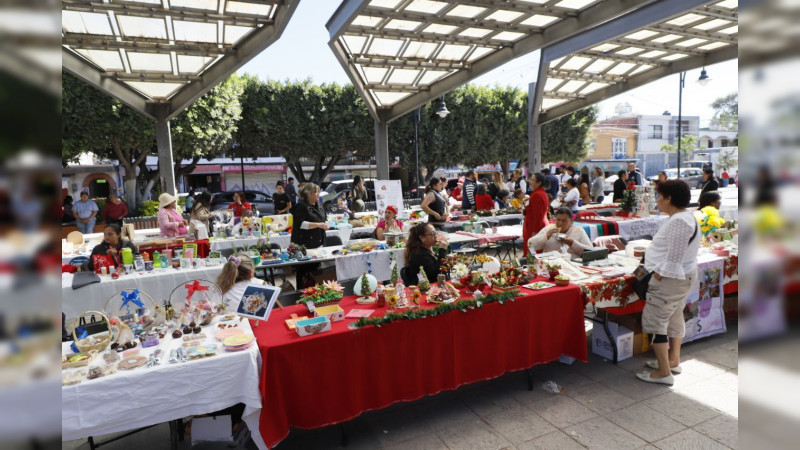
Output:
[647, 125, 663, 139]
[612, 138, 627, 159]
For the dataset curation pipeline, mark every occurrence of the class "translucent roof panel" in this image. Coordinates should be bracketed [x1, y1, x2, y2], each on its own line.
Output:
[539, 1, 737, 119]
[328, 0, 731, 119]
[63, 0, 298, 107]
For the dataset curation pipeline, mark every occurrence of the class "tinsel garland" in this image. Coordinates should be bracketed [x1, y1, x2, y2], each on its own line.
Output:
[353, 290, 519, 328]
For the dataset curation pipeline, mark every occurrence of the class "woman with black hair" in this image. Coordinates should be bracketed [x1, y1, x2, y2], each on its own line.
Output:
[613, 170, 628, 202]
[420, 177, 448, 228]
[637, 179, 700, 386]
[403, 223, 448, 286]
[88, 224, 138, 270]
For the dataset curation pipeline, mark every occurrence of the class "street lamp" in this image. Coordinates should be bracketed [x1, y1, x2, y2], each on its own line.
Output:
[676, 68, 710, 178]
[414, 97, 450, 198]
[435, 96, 449, 118]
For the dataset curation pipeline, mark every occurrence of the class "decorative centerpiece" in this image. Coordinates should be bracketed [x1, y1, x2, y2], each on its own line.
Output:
[460, 271, 491, 294]
[356, 272, 378, 304]
[417, 266, 431, 293]
[287, 243, 308, 260]
[104, 288, 157, 335]
[618, 181, 638, 217]
[383, 286, 398, 308]
[427, 279, 460, 304]
[490, 266, 532, 292]
[298, 280, 344, 306]
[449, 262, 470, 283]
[545, 262, 561, 281]
[168, 279, 224, 327]
[554, 275, 570, 286]
[697, 206, 727, 243]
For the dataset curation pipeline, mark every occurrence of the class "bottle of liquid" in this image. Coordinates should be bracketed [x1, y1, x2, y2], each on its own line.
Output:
[153, 250, 161, 268]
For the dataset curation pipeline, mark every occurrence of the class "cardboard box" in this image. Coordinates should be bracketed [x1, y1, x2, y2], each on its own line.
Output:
[295, 316, 331, 337]
[314, 305, 345, 322]
[592, 322, 633, 361]
[609, 312, 643, 334]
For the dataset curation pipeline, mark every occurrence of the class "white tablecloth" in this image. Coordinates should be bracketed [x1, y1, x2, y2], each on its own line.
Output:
[334, 248, 405, 282]
[210, 227, 377, 253]
[614, 215, 668, 240]
[62, 265, 225, 322]
[61, 318, 265, 449]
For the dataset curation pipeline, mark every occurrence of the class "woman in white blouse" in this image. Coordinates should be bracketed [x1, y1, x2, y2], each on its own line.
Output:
[636, 180, 700, 386]
[528, 207, 593, 258]
[560, 178, 580, 213]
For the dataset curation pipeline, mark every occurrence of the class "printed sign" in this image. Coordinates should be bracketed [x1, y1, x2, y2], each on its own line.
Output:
[373, 180, 404, 218]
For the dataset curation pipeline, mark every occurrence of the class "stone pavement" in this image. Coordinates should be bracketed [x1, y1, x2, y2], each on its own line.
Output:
[63, 323, 738, 450]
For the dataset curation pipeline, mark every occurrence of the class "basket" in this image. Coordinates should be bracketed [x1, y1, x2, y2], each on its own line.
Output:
[104, 289, 158, 331]
[555, 278, 570, 287]
[169, 279, 224, 324]
[72, 310, 112, 353]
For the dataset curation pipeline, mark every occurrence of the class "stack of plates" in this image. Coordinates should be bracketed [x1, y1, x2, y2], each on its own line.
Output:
[222, 334, 255, 352]
[215, 328, 244, 341]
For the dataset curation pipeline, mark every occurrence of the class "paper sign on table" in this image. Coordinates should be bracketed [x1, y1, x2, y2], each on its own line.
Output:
[345, 309, 373, 319]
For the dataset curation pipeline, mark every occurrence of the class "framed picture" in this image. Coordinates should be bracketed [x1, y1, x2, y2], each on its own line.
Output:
[133, 258, 145, 272]
[236, 284, 282, 321]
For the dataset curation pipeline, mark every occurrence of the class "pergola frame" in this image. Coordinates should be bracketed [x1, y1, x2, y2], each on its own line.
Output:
[62, 0, 299, 195]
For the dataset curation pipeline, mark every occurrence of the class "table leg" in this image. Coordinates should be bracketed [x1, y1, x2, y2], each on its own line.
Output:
[168, 420, 178, 450]
[340, 423, 349, 447]
[88, 436, 96, 450]
[527, 368, 535, 391]
[601, 311, 618, 364]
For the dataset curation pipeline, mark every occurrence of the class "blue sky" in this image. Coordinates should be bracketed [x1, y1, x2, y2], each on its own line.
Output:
[241, 0, 738, 127]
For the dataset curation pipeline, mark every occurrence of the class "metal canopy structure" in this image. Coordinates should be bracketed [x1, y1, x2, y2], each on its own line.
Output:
[327, 0, 656, 124]
[62, 0, 298, 194]
[327, 0, 737, 179]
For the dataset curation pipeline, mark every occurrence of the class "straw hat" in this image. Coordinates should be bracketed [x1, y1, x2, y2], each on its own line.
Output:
[158, 193, 178, 208]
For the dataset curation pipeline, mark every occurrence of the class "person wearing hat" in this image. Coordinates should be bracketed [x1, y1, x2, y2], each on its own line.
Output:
[157, 193, 188, 237]
[375, 205, 404, 240]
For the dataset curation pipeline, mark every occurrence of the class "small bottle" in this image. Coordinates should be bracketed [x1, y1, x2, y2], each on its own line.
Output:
[153, 251, 161, 268]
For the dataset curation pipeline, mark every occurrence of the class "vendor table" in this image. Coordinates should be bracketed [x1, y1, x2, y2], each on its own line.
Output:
[62, 318, 266, 449]
[62, 264, 225, 322]
[575, 215, 668, 241]
[252, 283, 588, 447]
[209, 227, 376, 253]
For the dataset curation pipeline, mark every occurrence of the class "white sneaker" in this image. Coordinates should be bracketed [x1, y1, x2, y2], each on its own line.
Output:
[646, 360, 682, 374]
[636, 371, 674, 385]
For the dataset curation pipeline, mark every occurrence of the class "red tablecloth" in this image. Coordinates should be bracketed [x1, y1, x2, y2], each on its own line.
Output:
[253, 282, 587, 447]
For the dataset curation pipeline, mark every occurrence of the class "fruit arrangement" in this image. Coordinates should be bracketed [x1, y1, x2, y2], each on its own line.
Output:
[554, 275, 570, 286]
[298, 280, 344, 306]
[490, 266, 533, 287]
[460, 271, 491, 294]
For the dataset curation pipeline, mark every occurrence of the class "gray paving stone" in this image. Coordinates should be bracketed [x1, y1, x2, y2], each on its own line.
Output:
[571, 354, 631, 381]
[382, 433, 448, 450]
[532, 394, 598, 429]
[436, 418, 514, 450]
[597, 372, 670, 402]
[463, 385, 524, 418]
[653, 428, 730, 450]
[565, 381, 637, 414]
[694, 414, 738, 449]
[365, 407, 433, 447]
[483, 406, 557, 444]
[532, 365, 594, 390]
[515, 430, 585, 450]
[707, 370, 738, 394]
[564, 417, 648, 450]
[606, 403, 686, 443]
[673, 380, 738, 414]
[643, 392, 722, 427]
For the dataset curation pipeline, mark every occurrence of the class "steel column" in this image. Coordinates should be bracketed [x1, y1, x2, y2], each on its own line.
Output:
[374, 120, 390, 180]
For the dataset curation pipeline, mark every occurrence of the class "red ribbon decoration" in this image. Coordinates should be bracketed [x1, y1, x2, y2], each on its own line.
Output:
[185, 280, 210, 304]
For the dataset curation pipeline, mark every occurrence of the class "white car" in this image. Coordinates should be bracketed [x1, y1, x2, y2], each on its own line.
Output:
[603, 175, 618, 196]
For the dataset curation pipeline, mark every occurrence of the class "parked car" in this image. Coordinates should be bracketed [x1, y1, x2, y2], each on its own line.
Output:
[647, 168, 705, 188]
[210, 190, 274, 215]
[603, 175, 618, 196]
[320, 179, 375, 210]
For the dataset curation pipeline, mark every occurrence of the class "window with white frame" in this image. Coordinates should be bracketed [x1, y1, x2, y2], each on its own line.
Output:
[612, 138, 627, 159]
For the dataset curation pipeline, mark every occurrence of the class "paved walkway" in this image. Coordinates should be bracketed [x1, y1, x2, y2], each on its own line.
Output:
[64, 323, 738, 450]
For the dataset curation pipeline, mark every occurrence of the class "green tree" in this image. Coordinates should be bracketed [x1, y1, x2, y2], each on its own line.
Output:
[717, 148, 738, 170]
[62, 72, 155, 210]
[540, 106, 598, 164]
[710, 92, 737, 131]
[660, 134, 702, 160]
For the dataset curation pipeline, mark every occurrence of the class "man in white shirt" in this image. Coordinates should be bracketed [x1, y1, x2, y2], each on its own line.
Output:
[528, 207, 593, 258]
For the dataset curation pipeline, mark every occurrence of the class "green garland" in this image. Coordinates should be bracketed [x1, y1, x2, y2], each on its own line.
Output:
[353, 290, 519, 328]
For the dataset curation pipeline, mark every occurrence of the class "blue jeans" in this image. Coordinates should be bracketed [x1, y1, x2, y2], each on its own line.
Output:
[596, 195, 604, 204]
[76, 217, 96, 234]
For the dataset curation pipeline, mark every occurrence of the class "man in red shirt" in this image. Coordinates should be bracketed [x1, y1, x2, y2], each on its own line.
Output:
[102, 194, 128, 227]
[227, 191, 252, 217]
[720, 170, 730, 187]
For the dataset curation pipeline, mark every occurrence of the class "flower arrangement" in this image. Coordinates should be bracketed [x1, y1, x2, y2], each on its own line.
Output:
[450, 262, 470, 281]
[410, 288, 422, 305]
[697, 206, 726, 236]
[618, 181, 638, 215]
[386, 294, 399, 308]
[473, 254, 494, 265]
[460, 271, 491, 293]
[297, 280, 344, 305]
[490, 266, 532, 288]
[475, 209, 495, 217]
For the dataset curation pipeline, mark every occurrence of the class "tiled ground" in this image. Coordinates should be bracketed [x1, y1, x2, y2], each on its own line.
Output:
[63, 323, 738, 450]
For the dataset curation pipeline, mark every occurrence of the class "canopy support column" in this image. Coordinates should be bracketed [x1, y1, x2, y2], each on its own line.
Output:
[154, 105, 177, 196]
[528, 57, 547, 173]
[374, 119, 390, 180]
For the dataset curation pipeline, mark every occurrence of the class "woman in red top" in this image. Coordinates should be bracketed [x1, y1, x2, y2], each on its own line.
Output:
[474, 184, 494, 211]
[227, 191, 252, 217]
[523, 173, 549, 257]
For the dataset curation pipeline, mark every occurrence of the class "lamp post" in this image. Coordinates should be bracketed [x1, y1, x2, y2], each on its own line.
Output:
[414, 96, 450, 198]
[676, 68, 711, 179]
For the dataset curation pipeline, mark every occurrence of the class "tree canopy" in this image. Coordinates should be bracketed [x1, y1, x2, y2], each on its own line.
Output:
[710, 92, 738, 131]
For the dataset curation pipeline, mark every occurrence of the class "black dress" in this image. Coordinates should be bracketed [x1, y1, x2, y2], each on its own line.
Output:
[290, 200, 327, 249]
[404, 247, 447, 286]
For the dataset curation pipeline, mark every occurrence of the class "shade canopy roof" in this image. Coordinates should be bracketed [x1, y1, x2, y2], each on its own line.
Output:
[327, 0, 737, 124]
[535, 0, 738, 123]
[62, 0, 298, 120]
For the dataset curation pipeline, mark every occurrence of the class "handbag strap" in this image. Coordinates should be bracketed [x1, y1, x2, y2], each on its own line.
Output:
[687, 212, 699, 245]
